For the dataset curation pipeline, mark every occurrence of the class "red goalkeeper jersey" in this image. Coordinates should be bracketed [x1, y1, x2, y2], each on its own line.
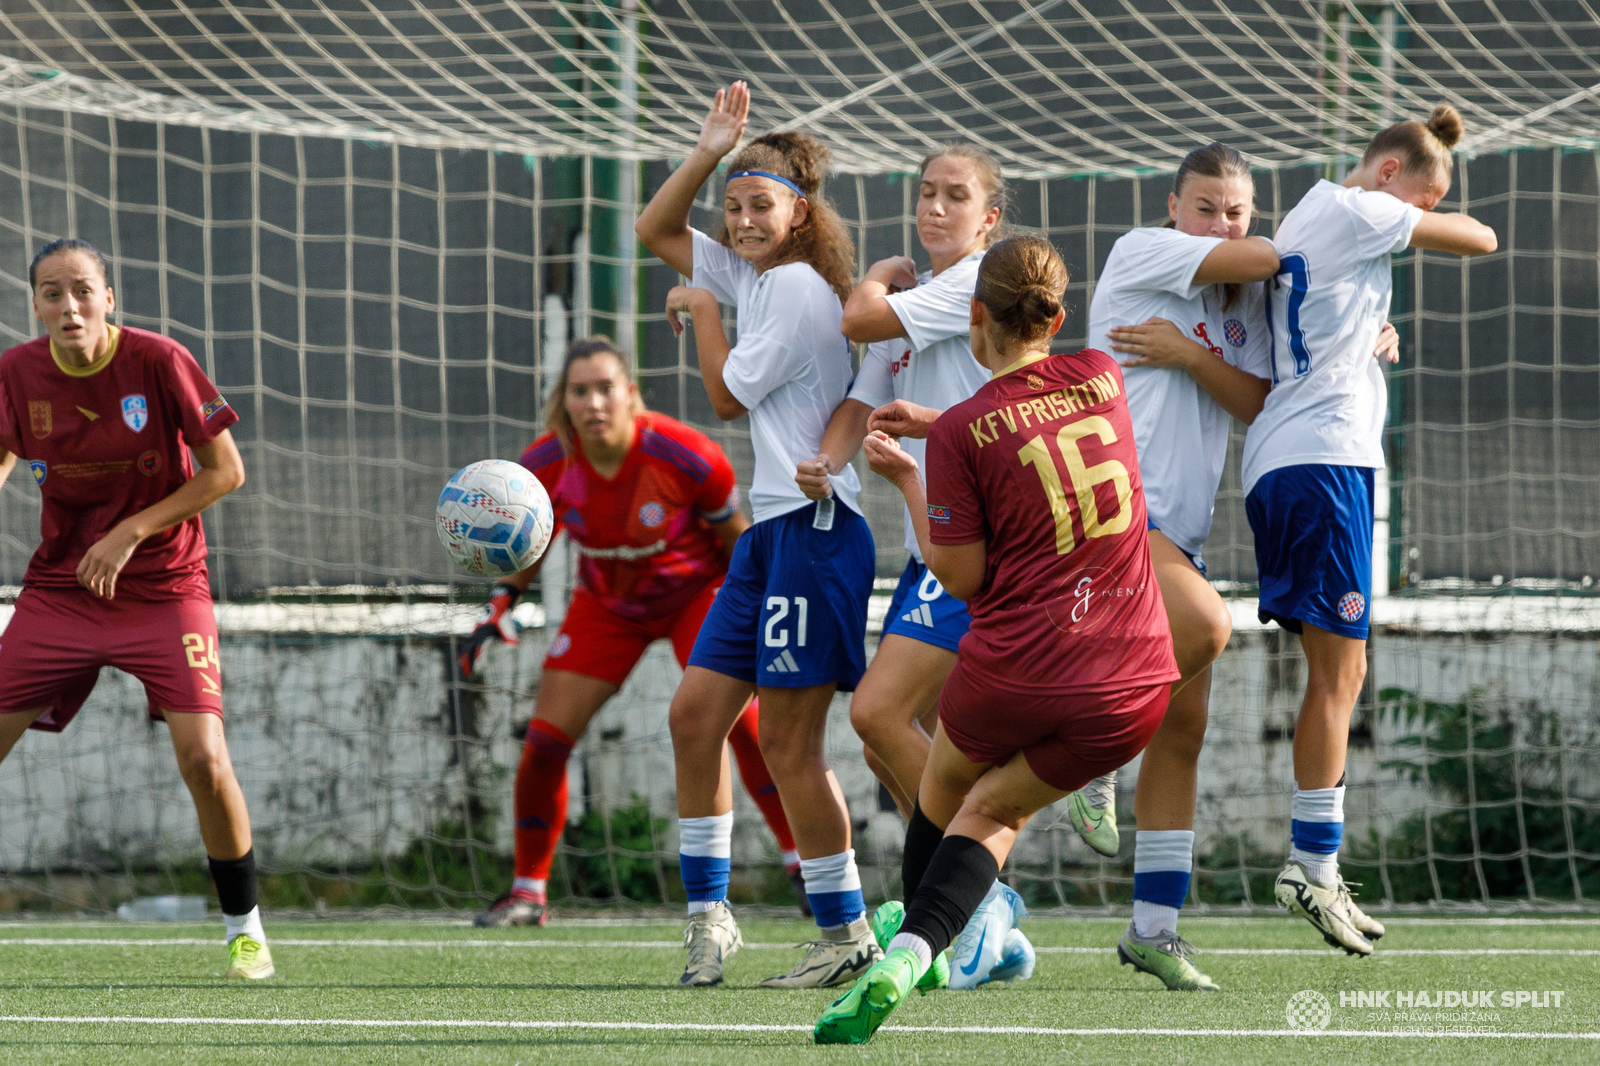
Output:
[925, 349, 1178, 694]
[0, 326, 239, 600]
[520, 413, 741, 623]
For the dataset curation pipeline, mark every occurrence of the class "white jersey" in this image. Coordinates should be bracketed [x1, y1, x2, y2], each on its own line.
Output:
[848, 253, 988, 560]
[1241, 180, 1423, 494]
[1086, 226, 1272, 558]
[691, 228, 862, 522]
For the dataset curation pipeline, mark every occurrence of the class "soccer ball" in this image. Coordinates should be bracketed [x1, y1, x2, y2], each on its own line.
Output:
[436, 460, 555, 577]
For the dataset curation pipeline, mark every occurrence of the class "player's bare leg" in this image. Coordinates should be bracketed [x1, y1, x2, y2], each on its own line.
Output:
[1275, 623, 1379, 953]
[164, 710, 273, 978]
[668, 666, 753, 986]
[756, 682, 880, 988]
[0, 707, 47, 763]
[849, 636, 954, 817]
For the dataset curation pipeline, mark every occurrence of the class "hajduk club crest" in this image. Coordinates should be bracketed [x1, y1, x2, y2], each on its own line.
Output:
[121, 394, 148, 432]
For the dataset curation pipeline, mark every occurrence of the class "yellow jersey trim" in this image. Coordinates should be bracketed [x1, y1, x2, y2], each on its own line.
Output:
[991, 348, 1052, 380]
[50, 326, 120, 378]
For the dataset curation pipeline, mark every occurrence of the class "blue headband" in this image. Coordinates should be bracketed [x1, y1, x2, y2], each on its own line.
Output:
[728, 170, 808, 200]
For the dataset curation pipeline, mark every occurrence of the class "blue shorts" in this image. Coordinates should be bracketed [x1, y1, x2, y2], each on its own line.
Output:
[688, 499, 875, 690]
[1147, 517, 1206, 575]
[880, 558, 970, 653]
[1246, 464, 1375, 640]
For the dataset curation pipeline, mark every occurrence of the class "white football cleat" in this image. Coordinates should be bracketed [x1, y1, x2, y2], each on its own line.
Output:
[949, 881, 1027, 990]
[680, 903, 743, 987]
[1274, 860, 1373, 957]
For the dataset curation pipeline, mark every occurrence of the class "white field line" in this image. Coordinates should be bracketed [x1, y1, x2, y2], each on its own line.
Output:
[0, 1015, 1595, 1040]
[0, 937, 1593, 956]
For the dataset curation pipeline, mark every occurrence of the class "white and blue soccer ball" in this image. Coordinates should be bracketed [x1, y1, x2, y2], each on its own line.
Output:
[436, 459, 554, 578]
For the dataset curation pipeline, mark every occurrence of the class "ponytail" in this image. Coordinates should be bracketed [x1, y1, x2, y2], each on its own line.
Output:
[973, 235, 1069, 347]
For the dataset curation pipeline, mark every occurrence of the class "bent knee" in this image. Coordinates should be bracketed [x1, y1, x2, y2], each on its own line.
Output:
[176, 748, 233, 794]
[1174, 610, 1231, 676]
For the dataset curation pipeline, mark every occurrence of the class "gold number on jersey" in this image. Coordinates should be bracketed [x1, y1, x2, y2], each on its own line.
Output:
[1016, 415, 1133, 555]
[182, 632, 220, 671]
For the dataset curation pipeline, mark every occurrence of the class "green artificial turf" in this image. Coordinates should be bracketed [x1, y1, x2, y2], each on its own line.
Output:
[0, 915, 1594, 1064]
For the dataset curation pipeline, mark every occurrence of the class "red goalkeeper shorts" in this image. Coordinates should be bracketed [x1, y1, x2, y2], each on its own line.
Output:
[937, 661, 1170, 793]
[0, 586, 224, 733]
[542, 579, 721, 687]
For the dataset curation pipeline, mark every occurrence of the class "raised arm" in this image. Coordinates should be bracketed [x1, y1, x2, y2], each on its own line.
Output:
[840, 256, 918, 342]
[1191, 236, 1280, 285]
[1409, 211, 1498, 256]
[634, 82, 750, 277]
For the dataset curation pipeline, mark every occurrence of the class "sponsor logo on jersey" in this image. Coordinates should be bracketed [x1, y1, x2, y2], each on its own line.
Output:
[28, 460, 46, 485]
[76, 405, 99, 421]
[1191, 321, 1224, 358]
[765, 648, 802, 674]
[121, 394, 148, 432]
[888, 348, 912, 377]
[138, 450, 162, 476]
[639, 501, 666, 527]
[200, 395, 231, 420]
[927, 504, 951, 522]
[1224, 318, 1248, 347]
[28, 401, 51, 439]
[1338, 591, 1366, 622]
[1027, 373, 1046, 390]
[549, 634, 572, 658]
[1044, 566, 1144, 636]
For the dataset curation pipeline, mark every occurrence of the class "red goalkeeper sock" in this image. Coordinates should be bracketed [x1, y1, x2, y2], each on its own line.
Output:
[728, 699, 799, 866]
[514, 719, 574, 882]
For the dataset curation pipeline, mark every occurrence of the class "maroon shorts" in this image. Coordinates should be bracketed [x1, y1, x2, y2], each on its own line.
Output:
[542, 580, 721, 687]
[937, 661, 1170, 792]
[0, 586, 223, 733]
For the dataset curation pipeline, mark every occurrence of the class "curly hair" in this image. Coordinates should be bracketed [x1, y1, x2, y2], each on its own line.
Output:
[719, 132, 856, 304]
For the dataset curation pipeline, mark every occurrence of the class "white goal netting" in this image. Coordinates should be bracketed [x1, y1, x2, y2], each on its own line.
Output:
[0, 2, 1595, 914]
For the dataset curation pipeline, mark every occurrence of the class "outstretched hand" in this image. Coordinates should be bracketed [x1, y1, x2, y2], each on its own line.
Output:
[863, 430, 919, 491]
[696, 81, 750, 160]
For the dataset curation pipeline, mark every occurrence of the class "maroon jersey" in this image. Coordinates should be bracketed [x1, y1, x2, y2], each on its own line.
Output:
[925, 349, 1177, 694]
[520, 412, 741, 624]
[0, 326, 239, 600]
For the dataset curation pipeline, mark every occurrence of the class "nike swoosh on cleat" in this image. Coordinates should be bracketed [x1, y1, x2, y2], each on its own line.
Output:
[957, 929, 987, 976]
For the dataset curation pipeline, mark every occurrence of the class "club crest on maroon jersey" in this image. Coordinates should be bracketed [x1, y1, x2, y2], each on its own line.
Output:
[28, 460, 46, 485]
[29, 400, 50, 439]
[138, 450, 162, 476]
[121, 394, 148, 432]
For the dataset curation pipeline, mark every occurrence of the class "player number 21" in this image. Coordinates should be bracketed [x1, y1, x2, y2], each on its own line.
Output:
[182, 632, 220, 670]
[1016, 415, 1133, 555]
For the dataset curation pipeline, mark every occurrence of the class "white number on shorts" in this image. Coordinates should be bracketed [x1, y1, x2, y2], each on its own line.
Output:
[182, 632, 220, 670]
[917, 571, 944, 602]
[763, 596, 809, 647]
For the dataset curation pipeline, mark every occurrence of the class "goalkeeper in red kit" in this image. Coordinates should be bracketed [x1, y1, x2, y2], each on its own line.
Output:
[0, 239, 271, 979]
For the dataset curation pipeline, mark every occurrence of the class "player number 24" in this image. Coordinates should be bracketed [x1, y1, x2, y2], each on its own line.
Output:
[1017, 415, 1133, 555]
[182, 632, 220, 671]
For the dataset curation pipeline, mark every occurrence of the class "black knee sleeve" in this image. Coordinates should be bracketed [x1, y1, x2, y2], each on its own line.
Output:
[899, 834, 1000, 957]
[901, 799, 944, 901]
[209, 849, 258, 917]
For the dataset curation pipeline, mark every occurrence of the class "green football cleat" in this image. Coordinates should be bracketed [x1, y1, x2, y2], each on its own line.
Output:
[813, 947, 922, 1045]
[868, 901, 949, 993]
[1117, 921, 1218, 991]
[225, 934, 275, 980]
[1067, 772, 1120, 857]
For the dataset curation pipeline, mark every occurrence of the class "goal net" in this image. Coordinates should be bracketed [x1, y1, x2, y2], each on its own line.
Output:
[0, 1, 1595, 914]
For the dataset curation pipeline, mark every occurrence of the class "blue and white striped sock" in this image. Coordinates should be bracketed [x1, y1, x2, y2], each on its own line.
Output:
[800, 849, 865, 929]
[679, 813, 732, 915]
[1290, 784, 1346, 885]
[1132, 829, 1193, 938]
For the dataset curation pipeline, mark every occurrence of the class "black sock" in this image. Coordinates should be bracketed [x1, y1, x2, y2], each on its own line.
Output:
[900, 834, 1000, 957]
[209, 849, 258, 917]
[901, 800, 945, 901]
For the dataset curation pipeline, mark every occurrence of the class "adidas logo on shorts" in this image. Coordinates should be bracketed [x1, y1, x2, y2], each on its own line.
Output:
[900, 604, 934, 627]
[765, 649, 802, 674]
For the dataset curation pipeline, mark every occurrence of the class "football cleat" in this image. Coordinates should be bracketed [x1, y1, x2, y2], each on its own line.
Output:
[1116, 921, 1218, 991]
[813, 947, 922, 1045]
[1066, 772, 1120, 857]
[680, 902, 743, 987]
[759, 916, 881, 989]
[1338, 879, 1385, 940]
[949, 881, 1027, 990]
[1274, 860, 1373, 957]
[473, 891, 548, 928]
[867, 900, 948, 993]
[987, 928, 1036, 983]
[225, 934, 275, 980]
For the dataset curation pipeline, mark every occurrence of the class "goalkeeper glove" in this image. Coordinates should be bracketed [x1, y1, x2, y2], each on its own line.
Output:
[459, 582, 521, 679]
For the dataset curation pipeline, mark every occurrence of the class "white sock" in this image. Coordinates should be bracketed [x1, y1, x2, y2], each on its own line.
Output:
[511, 877, 546, 896]
[1291, 847, 1340, 886]
[887, 931, 932, 972]
[687, 899, 722, 915]
[780, 848, 800, 869]
[1132, 900, 1180, 939]
[224, 905, 265, 945]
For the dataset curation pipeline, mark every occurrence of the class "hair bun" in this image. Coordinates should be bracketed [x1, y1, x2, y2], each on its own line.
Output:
[1427, 104, 1464, 149]
[1019, 285, 1061, 322]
